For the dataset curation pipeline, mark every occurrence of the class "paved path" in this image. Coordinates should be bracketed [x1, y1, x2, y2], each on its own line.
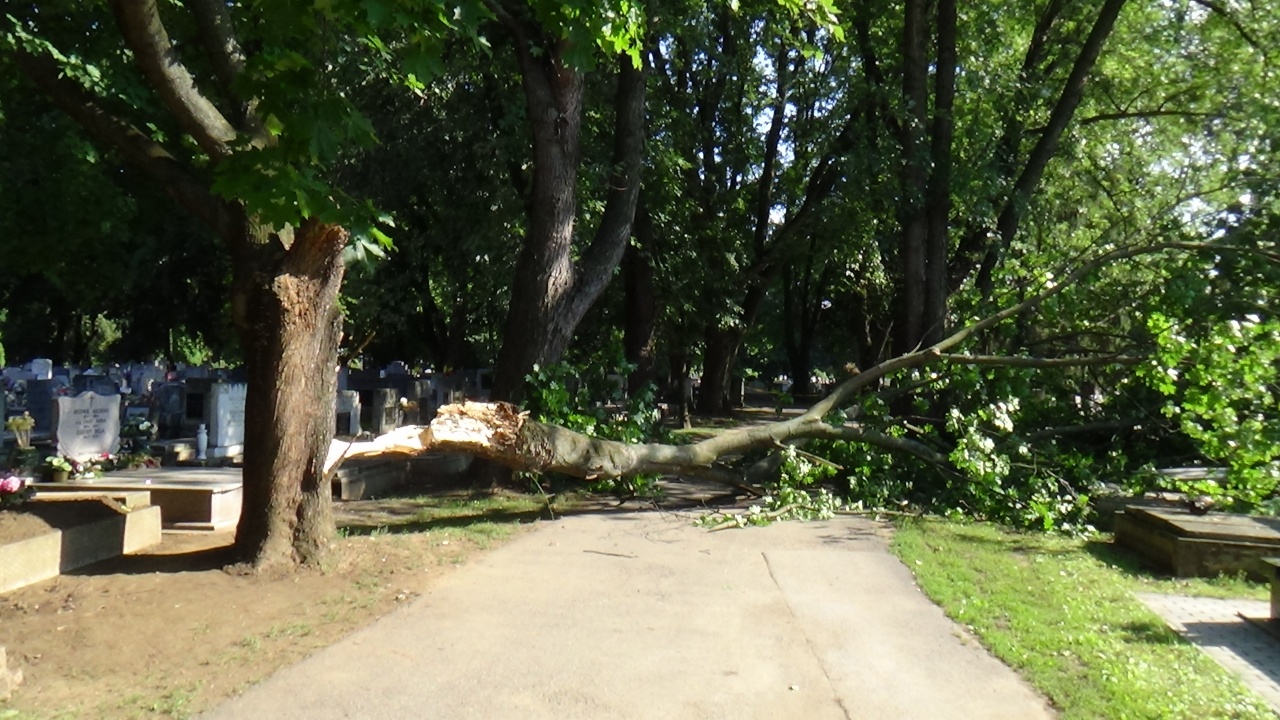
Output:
[202, 512, 1054, 719]
[1138, 593, 1280, 712]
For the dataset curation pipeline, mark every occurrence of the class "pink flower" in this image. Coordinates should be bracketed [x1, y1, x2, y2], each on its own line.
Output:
[0, 475, 23, 494]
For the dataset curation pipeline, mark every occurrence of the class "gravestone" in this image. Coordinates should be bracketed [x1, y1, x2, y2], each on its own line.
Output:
[28, 358, 52, 380]
[153, 382, 186, 439]
[55, 392, 122, 461]
[336, 366, 349, 392]
[474, 368, 493, 400]
[184, 378, 214, 433]
[132, 365, 166, 396]
[72, 375, 120, 396]
[24, 380, 55, 435]
[384, 361, 410, 376]
[2, 368, 34, 383]
[336, 390, 361, 436]
[181, 365, 211, 380]
[371, 388, 400, 435]
[404, 378, 433, 424]
[606, 373, 626, 401]
[207, 382, 247, 458]
[433, 375, 465, 413]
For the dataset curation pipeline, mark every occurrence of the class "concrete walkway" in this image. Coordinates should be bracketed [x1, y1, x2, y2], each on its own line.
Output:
[1138, 593, 1280, 713]
[202, 512, 1054, 719]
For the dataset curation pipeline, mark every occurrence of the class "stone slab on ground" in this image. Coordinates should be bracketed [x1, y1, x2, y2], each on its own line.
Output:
[331, 458, 409, 501]
[44, 466, 242, 531]
[1115, 507, 1280, 579]
[202, 513, 1054, 720]
[1138, 593, 1280, 713]
[23, 488, 152, 510]
[0, 501, 162, 594]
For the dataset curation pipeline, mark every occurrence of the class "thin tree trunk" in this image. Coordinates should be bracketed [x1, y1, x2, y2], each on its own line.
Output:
[623, 236, 657, 395]
[922, 0, 956, 347]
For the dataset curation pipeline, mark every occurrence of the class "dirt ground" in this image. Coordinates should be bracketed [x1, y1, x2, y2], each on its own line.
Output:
[0, 493, 550, 720]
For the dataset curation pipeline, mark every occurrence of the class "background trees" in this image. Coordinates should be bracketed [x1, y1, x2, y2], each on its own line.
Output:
[2, 0, 1276, 537]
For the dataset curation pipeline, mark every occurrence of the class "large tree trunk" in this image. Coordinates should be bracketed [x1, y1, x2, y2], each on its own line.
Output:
[489, 48, 646, 403]
[697, 327, 742, 415]
[893, 0, 932, 356]
[489, 57, 584, 402]
[232, 219, 347, 569]
[16, 3, 349, 571]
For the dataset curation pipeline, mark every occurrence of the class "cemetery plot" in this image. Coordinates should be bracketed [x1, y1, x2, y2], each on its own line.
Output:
[1115, 506, 1280, 580]
[0, 496, 162, 594]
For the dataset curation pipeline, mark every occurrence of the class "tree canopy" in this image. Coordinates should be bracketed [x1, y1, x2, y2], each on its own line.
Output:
[2, 0, 1277, 551]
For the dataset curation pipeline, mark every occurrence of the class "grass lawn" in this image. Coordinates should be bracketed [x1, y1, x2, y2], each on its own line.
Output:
[891, 519, 1275, 720]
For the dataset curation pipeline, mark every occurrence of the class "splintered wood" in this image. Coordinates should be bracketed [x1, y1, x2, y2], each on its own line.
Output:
[323, 402, 533, 475]
[424, 402, 528, 459]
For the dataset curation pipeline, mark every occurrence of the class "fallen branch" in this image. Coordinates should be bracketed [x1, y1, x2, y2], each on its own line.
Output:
[321, 241, 1268, 487]
[704, 504, 801, 532]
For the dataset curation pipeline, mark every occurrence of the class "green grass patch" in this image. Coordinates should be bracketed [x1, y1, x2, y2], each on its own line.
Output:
[892, 519, 1274, 719]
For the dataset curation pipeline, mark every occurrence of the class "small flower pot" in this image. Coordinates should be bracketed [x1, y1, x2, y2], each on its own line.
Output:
[48, 469, 69, 483]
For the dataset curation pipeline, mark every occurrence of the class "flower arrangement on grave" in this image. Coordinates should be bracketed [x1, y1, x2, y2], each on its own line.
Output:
[44, 455, 73, 475]
[4, 412, 34, 450]
[122, 416, 155, 439]
[121, 416, 155, 454]
[66, 455, 108, 480]
[0, 474, 35, 509]
[118, 451, 159, 470]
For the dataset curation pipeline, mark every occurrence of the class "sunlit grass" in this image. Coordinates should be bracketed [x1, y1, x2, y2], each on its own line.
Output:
[892, 520, 1274, 719]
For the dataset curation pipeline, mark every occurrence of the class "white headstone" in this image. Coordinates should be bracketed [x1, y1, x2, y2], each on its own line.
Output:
[336, 390, 361, 435]
[55, 392, 122, 461]
[28, 359, 53, 380]
[132, 365, 166, 395]
[208, 382, 248, 457]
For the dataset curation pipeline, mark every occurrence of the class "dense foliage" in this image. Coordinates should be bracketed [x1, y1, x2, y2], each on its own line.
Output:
[2, 0, 1276, 529]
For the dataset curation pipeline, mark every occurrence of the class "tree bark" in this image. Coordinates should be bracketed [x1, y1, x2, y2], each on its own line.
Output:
[232, 219, 347, 569]
[623, 228, 657, 396]
[490, 43, 646, 402]
[697, 327, 742, 415]
[14, 7, 348, 569]
[894, 0, 930, 356]
[922, 0, 956, 348]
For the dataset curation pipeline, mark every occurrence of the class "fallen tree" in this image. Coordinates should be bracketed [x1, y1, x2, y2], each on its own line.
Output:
[324, 241, 1277, 487]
